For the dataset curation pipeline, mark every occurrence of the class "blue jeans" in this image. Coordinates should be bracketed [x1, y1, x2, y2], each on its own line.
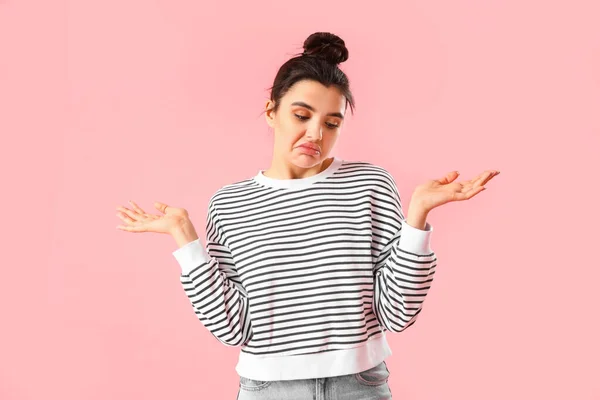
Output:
[236, 360, 392, 399]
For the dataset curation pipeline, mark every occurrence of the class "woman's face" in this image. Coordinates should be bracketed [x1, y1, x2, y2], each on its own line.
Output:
[265, 79, 346, 169]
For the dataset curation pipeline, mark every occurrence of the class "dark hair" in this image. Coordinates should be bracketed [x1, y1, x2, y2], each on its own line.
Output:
[266, 32, 355, 116]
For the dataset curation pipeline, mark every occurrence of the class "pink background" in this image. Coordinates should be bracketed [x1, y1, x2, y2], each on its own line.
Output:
[1, 0, 599, 399]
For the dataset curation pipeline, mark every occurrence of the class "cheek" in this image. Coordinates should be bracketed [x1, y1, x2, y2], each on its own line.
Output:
[324, 131, 340, 143]
[275, 126, 301, 148]
[280, 121, 305, 142]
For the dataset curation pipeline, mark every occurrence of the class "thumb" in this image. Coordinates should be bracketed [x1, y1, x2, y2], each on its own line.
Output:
[438, 171, 459, 184]
[154, 202, 169, 214]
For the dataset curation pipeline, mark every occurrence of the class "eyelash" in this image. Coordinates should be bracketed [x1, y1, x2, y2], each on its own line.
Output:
[295, 114, 339, 129]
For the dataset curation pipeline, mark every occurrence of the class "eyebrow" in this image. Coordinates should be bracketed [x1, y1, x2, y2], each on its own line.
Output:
[290, 101, 345, 119]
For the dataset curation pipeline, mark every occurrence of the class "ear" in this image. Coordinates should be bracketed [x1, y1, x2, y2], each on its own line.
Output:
[265, 100, 275, 128]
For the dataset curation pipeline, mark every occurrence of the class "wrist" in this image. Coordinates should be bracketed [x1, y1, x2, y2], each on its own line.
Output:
[170, 219, 199, 248]
[406, 202, 430, 231]
[408, 194, 431, 214]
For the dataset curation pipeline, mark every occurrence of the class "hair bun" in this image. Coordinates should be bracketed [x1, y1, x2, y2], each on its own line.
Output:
[302, 32, 349, 65]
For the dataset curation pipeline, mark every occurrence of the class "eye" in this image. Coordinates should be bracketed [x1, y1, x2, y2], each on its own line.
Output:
[295, 114, 339, 129]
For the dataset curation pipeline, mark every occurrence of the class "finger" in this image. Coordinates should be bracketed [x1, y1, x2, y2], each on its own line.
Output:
[154, 202, 169, 214]
[117, 218, 149, 231]
[116, 223, 146, 232]
[116, 211, 134, 222]
[128, 200, 147, 215]
[116, 206, 138, 220]
[438, 171, 460, 185]
[455, 186, 486, 201]
[469, 173, 484, 185]
[469, 171, 489, 185]
[473, 171, 495, 187]
[468, 186, 486, 199]
[481, 170, 500, 185]
[482, 176, 496, 186]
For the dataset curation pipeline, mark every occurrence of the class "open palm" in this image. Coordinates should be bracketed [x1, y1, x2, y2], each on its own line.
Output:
[116, 201, 189, 234]
[414, 170, 500, 212]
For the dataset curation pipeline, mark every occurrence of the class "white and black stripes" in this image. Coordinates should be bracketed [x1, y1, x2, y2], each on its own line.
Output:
[176, 159, 437, 360]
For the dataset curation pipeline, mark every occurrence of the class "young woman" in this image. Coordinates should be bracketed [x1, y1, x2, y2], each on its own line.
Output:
[116, 32, 499, 399]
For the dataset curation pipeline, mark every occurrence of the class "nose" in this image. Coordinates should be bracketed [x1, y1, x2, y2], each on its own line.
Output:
[305, 122, 323, 141]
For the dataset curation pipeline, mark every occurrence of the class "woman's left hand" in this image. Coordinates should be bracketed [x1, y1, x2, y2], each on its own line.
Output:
[411, 170, 500, 212]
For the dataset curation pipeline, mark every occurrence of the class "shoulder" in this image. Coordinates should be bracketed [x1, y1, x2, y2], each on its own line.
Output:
[206, 177, 257, 210]
[339, 158, 397, 187]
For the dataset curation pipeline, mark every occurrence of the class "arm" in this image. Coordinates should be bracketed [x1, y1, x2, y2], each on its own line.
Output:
[172, 200, 253, 347]
[372, 172, 438, 333]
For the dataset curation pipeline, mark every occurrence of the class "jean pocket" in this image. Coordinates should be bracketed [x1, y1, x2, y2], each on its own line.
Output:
[354, 361, 390, 386]
[239, 375, 272, 391]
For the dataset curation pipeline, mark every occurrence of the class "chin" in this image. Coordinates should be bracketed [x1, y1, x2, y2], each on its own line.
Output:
[289, 153, 323, 168]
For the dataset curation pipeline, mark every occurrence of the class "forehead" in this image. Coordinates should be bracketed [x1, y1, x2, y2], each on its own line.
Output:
[283, 80, 345, 113]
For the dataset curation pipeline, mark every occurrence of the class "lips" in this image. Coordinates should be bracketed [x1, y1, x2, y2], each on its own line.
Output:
[298, 143, 321, 152]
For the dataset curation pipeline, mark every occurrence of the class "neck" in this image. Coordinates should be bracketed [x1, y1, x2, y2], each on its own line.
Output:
[263, 156, 334, 180]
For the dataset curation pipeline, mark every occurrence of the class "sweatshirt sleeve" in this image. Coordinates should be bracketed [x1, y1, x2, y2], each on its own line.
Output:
[372, 170, 438, 333]
[172, 198, 253, 347]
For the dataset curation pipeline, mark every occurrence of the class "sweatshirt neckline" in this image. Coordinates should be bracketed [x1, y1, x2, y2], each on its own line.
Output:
[254, 157, 343, 190]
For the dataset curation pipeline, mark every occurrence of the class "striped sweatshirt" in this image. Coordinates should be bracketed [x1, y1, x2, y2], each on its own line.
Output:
[172, 157, 437, 381]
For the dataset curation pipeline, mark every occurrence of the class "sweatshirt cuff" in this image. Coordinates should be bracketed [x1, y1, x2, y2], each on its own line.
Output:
[172, 238, 211, 275]
[398, 220, 433, 255]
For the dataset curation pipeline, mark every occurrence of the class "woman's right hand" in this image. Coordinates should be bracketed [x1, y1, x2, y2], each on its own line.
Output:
[116, 200, 191, 235]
